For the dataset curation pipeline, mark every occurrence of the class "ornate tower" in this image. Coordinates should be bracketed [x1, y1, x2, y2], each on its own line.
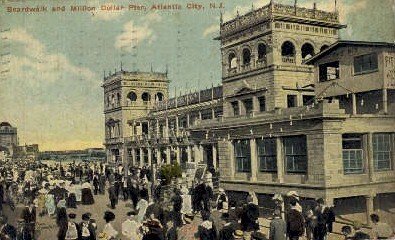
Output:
[217, 1, 346, 117]
[102, 70, 169, 165]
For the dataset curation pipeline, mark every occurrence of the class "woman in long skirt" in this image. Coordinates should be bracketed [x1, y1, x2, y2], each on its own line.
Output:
[81, 181, 94, 205]
[45, 193, 56, 216]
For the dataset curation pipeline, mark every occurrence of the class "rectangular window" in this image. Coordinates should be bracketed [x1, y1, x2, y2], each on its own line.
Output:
[231, 101, 239, 116]
[342, 134, 364, 174]
[201, 109, 212, 120]
[302, 95, 314, 106]
[319, 61, 340, 82]
[214, 107, 223, 118]
[257, 138, 277, 172]
[373, 133, 392, 171]
[284, 136, 307, 174]
[234, 139, 251, 172]
[243, 99, 253, 116]
[354, 53, 378, 75]
[287, 95, 297, 108]
[258, 96, 266, 112]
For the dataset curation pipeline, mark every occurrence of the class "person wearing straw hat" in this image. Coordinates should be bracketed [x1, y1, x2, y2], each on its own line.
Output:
[233, 229, 244, 240]
[122, 211, 141, 240]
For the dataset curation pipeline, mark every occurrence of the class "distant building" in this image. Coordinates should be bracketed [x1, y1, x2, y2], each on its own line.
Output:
[0, 122, 18, 157]
[14, 144, 40, 161]
[39, 148, 106, 162]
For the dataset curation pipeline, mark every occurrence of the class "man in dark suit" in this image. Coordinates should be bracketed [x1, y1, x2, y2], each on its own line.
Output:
[0, 215, 17, 240]
[20, 199, 36, 239]
[286, 199, 305, 240]
[79, 213, 96, 240]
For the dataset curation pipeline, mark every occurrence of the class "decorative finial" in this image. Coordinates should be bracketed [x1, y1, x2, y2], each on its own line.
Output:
[165, 64, 168, 75]
[237, 9, 239, 17]
[220, 11, 223, 24]
[251, 3, 254, 11]
[120, 62, 123, 71]
[150, 63, 153, 72]
[103, 70, 106, 78]
[313, 2, 317, 10]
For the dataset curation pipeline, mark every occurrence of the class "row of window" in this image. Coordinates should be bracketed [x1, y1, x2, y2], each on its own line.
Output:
[234, 136, 307, 173]
[342, 133, 393, 174]
[228, 42, 327, 69]
[234, 133, 393, 174]
[319, 53, 378, 82]
[230, 95, 314, 116]
[231, 96, 266, 116]
[127, 91, 164, 102]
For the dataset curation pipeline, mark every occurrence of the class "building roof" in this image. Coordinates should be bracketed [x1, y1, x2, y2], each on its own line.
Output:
[0, 122, 12, 127]
[304, 40, 395, 64]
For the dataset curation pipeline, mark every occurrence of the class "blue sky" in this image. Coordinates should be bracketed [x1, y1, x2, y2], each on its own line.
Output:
[0, 0, 394, 150]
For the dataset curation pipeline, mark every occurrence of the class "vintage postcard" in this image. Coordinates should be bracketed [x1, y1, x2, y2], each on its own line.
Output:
[0, 0, 394, 239]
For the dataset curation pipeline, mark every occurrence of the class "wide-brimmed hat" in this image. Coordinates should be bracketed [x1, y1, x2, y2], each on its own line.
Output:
[103, 211, 115, 222]
[68, 213, 76, 219]
[233, 230, 244, 239]
[82, 213, 91, 221]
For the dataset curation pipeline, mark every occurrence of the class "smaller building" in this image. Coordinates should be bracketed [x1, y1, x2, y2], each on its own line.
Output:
[0, 122, 18, 157]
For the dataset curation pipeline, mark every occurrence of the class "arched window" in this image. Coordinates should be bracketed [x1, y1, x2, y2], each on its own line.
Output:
[281, 41, 295, 57]
[156, 92, 164, 101]
[127, 91, 137, 101]
[320, 45, 329, 52]
[228, 52, 237, 69]
[301, 43, 315, 59]
[242, 48, 251, 65]
[258, 43, 267, 60]
[142, 92, 151, 102]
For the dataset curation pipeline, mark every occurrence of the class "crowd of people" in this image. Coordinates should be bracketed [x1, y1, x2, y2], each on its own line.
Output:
[0, 160, 393, 240]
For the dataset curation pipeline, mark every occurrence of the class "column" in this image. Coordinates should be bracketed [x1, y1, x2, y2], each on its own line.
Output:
[276, 137, 284, 183]
[166, 147, 171, 164]
[175, 116, 179, 136]
[176, 146, 181, 164]
[366, 132, 374, 182]
[187, 146, 192, 162]
[131, 148, 136, 167]
[250, 138, 257, 181]
[352, 93, 357, 115]
[156, 149, 161, 165]
[193, 145, 199, 163]
[252, 96, 259, 116]
[212, 144, 217, 169]
[211, 108, 215, 119]
[382, 88, 388, 114]
[147, 148, 152, 166]
[139, 148, 144, 167]
[238, 100, 244, 115]
[199, 145, 204, 163]
[229, 140, 235, 180]
[365, 194, 375, 225]
[165, 117, 169, 139]
[122, 147, 128, 176]
[156, 119, 160, 138]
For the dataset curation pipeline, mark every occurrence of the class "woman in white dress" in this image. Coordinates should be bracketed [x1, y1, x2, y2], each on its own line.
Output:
[136, 197, 148, 223]
[101, 211, 118, 240]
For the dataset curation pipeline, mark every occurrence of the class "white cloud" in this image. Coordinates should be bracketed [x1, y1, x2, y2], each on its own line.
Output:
[203, 24, 219, 37]
[114, 12, 162, 51]
[114, 21, 155, 51]
[5, 28, 96, 85]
